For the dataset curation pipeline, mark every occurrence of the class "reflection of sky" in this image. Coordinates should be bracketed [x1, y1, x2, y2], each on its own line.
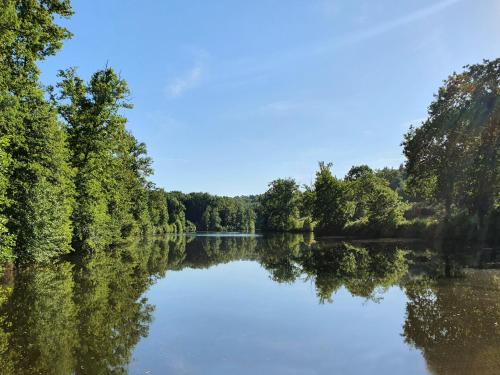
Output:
[129, 261, 427, 374]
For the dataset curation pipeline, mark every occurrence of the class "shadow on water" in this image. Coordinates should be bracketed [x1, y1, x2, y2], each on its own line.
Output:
[0, 234, 499, 374]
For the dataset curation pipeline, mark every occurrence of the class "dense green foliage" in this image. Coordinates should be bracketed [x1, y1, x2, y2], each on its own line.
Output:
[344, 165, 408, 236]
[313, 162, 353, 233]
[51, 67, 158, 250]
[403, 59, 499, 242]
[175, 192, 256, 232]
[257, 163, 409, 237]
[0, 0, 75, 262]
[258, 179, 303, 231]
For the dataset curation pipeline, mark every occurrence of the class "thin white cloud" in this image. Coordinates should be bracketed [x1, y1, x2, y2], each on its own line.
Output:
[166, 64, 204, 98]
[307, 0, 464, 59]
[333, 0, 462, 48]
[212, 0, 463, 88]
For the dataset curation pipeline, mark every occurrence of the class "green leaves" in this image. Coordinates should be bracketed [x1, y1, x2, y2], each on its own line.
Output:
[52, 68, 157, 251]
[0, 0, 75, 263]
[259, 178, 302, 232]
[257, 162, 409, 237]
[346, 170, 408, 236]
[313, 162, 353, 233]
[403, 59, 500, 232]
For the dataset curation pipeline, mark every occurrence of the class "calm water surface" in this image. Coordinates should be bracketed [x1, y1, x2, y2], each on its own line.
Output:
[1, 234, 499, 374]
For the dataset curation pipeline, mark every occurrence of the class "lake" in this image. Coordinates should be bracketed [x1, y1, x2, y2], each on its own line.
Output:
[0, 234, 499, 374]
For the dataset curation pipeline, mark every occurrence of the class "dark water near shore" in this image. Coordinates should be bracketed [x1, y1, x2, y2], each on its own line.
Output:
[0, 234, 499, 374]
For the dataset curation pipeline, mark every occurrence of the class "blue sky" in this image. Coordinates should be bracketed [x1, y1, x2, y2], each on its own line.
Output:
[40, 0, 500, 196]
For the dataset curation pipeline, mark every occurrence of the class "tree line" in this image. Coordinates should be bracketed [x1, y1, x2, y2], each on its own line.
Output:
[170, 192, 256, 232]
[257, 164, 407, 235]
[258, 59, 499, 245]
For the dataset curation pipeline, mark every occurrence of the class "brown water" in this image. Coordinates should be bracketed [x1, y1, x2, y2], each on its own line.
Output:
[0, 234, 499, 374]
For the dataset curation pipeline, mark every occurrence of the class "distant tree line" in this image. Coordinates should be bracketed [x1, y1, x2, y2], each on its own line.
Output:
[168, 192, 256, 232]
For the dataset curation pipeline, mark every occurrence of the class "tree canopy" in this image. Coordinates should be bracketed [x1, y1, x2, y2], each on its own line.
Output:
[403, 59, 499, 238]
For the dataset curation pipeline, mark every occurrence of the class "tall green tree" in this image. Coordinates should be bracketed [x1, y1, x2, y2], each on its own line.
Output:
[147, 188, 170, 234]
[403, 59, 499, 231]
[166, 193, 187, 232]
[0, 138, 13, 263]
[112, 134, 153, 238]
[209, 206, 222, 231]
[258, 178, 301, 231]
[346, 165, 407, 236]
[0, 0, 75, 262]
[201, 206, 211, 231]
[52, 67, 145, 251]
[313, 162, 353, 233]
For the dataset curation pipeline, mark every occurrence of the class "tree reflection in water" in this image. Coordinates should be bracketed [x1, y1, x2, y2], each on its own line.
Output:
[403, 251, 500, 375]
[0, 235, 498, 374]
